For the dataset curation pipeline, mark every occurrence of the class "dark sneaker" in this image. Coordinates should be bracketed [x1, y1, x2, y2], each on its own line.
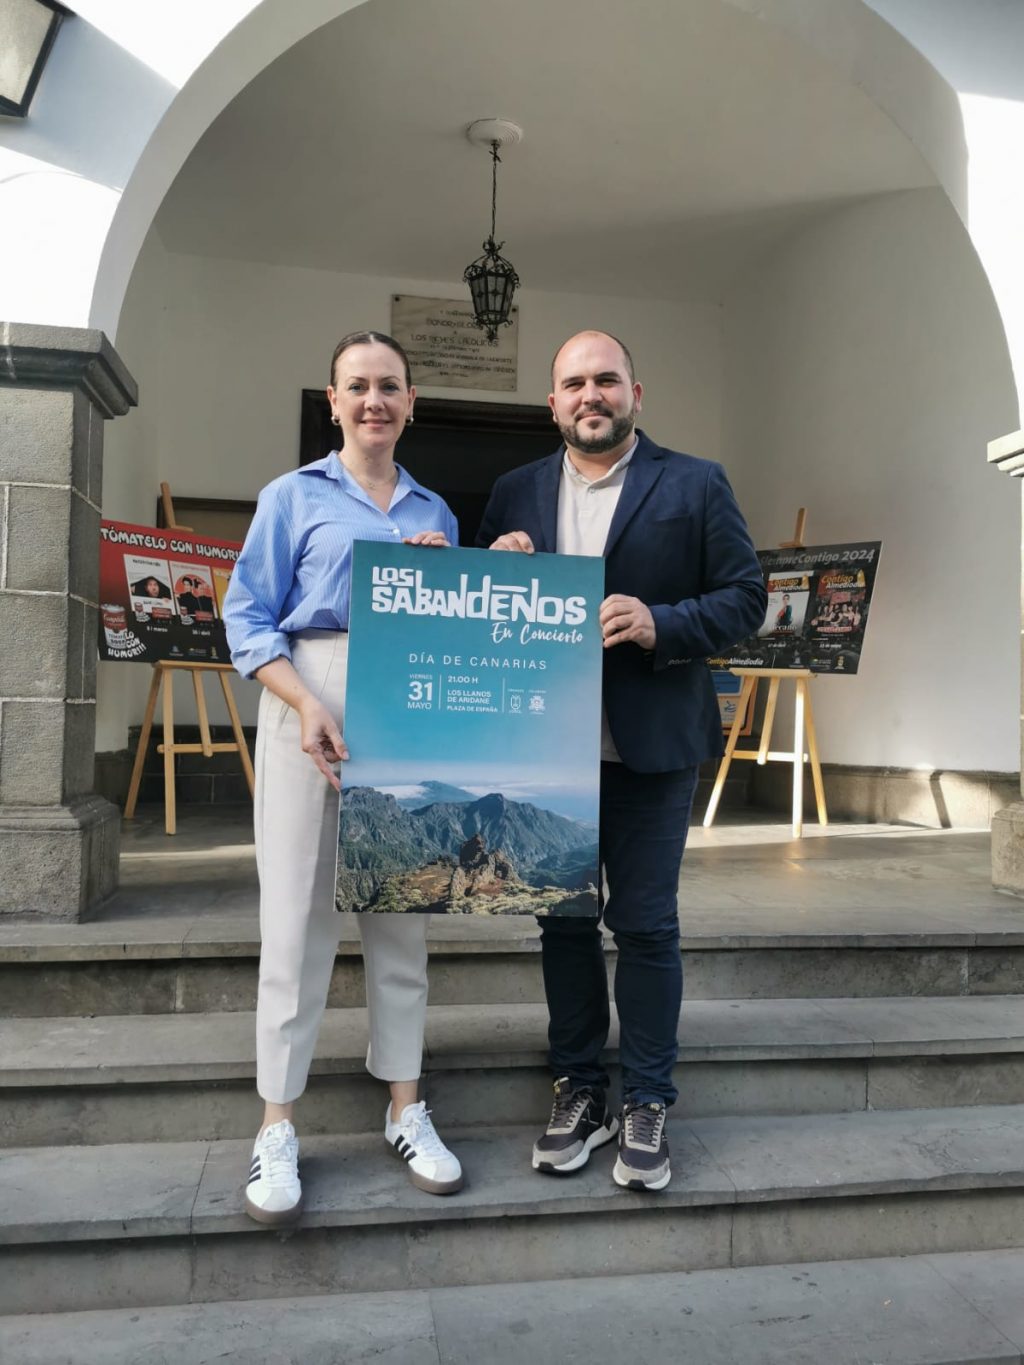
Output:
[532, 1076, 619, 1174]
[613, 1101, 670, 1191]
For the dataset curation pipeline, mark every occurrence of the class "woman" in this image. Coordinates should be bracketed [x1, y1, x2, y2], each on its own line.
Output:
[224, 331, 462, 1225]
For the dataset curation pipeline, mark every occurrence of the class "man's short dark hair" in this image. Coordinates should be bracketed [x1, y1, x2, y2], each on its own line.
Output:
[550, 331, 635, 386]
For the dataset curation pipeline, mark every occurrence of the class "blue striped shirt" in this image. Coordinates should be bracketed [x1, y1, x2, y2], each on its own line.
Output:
[224, 453, 459, 678]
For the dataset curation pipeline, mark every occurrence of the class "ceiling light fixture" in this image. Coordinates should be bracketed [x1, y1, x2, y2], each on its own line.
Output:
[0, 0, 70, 118]
[463, 118, 522, 343]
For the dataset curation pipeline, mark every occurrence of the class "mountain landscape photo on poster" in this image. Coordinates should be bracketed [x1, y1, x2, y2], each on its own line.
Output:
[711, 542, 881, 674]
[338, 542, 605, 917]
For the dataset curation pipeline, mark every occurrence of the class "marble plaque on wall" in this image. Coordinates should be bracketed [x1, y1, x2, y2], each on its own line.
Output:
[390, 294, 518, 392]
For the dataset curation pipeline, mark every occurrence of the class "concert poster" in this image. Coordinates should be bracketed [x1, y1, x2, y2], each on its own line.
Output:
[337, 542, 605, 917]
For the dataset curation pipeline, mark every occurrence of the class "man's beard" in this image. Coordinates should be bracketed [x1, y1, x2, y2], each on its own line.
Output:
[559, 404, 636, 455]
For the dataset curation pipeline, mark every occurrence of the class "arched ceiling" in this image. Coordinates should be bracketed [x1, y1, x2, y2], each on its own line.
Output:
[153, 0, 938, 301]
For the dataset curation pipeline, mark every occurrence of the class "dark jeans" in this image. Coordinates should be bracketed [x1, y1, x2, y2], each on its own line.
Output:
[539, 761, 699, 1108]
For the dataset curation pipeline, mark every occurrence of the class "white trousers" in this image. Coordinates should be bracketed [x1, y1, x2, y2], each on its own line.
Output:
[253, 630, 429, 1103]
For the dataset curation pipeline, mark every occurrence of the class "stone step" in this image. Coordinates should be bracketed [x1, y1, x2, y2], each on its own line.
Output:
[5, 1105, 1024, 1313]
[3, 917, 1024, 1015]
[6, 996, 1024, 1147]
[3, 1249, 1024, 1363]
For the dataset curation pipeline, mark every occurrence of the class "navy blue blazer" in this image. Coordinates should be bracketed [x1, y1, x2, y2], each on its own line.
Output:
[476, 432, 767, 772]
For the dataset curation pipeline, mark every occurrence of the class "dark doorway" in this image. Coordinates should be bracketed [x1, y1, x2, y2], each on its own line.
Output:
[300, 392, 555, 546]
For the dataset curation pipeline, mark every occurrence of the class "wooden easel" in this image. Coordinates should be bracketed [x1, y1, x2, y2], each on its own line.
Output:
[703, 508, 829, 838]
[123, 484, 254, 835]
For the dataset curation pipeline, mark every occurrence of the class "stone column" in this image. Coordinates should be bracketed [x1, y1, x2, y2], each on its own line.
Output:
[989, 429, 1024, 892]
[0, 323, 137, 920]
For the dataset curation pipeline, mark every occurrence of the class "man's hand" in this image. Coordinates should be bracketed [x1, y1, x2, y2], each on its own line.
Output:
[489, 531, 535, 554]
[298, 697, 349, 791]
[403, 531, 450, 547]
[600, 594, 656, 651]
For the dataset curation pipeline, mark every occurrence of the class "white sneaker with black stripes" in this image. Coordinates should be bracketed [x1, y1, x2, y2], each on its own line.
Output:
[385, 1101, 464, 1194]
[244, 1118, 302, 1225]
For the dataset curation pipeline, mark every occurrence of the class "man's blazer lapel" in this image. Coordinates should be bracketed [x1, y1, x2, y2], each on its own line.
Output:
[533, 451, 562, 553]
[603, 436, 666, 558]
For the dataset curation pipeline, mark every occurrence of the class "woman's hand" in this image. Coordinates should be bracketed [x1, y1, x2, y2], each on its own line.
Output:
[298, 696, 349, 791]
[253, 658, 349, 790]
[403, 531, 450, 547]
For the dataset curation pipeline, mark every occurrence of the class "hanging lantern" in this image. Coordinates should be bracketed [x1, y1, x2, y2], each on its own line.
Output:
[463, 121, 522, 342]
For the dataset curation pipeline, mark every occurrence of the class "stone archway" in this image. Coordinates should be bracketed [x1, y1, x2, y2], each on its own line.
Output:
[1, 0, 1017, 918]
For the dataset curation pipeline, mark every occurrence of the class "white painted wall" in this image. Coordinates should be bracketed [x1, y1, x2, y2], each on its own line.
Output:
[722, 188, 1020, 771]
[94, 229, 170, 751]
[866, 0, 1024, 416]
[96, 243, 723, 749]
[101, 231, 168, 523]
[147, 253, 722, 502]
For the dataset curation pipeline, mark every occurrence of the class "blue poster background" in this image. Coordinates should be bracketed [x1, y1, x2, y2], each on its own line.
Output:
[337, 542, 605, 916]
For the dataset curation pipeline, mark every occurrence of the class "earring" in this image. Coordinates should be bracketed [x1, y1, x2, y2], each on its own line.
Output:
[330, 414, 341, 427]
[406, 415, 415, 425]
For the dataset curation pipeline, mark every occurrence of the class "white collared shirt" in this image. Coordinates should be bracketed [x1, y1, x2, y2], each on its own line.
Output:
[556, 439, 637, 559]
[555, 438, 638, 762]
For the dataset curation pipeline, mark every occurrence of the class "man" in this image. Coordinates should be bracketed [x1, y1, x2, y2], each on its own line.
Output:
[476, 331, 766, 1191]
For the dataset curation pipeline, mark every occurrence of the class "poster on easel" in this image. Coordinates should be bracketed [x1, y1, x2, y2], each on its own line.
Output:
[97, 520, 242, 664]
[712, 670, 754, 734]
[710, 541, 881, 674]
[336, 541, 604, 917]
